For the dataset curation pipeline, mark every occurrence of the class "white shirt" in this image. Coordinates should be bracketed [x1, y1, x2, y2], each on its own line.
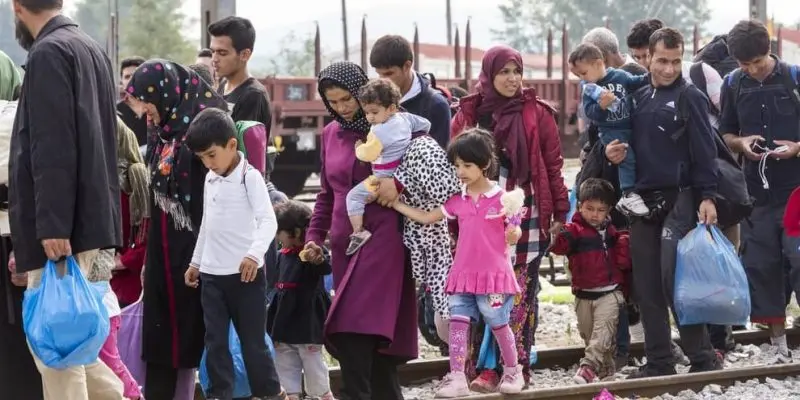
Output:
[400, 71, 423, 104]
[191, 153, 277, 275]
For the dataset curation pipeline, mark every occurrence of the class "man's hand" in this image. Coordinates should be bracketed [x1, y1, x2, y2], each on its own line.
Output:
[41, 239, 71, 261]
[771, 140, 800, 160]
[604, 139, 628, 165]
[300, 241, 325, 265]
[736, 135, 765, 161]
[599, 91, 617, 110]
[375, 177, 400, 207]
[184, 266, 200, 288]
[505, 228, 521, 246]
[698, 199, 718, 225]
[239, 257, 259, 282]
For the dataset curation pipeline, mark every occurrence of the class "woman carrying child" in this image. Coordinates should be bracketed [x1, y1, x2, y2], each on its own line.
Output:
[550, 178, 631, 383]
[267, 200, 335, 400]
[393, 128, 526, 397]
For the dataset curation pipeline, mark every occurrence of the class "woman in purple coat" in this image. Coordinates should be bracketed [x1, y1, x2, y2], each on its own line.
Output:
[301, 61, 458, 399]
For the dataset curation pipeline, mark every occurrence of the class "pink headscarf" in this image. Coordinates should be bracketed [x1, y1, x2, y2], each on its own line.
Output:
[476, 45, 530, 184]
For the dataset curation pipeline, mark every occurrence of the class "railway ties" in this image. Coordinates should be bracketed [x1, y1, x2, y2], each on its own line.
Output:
[327, 329, 800, 399]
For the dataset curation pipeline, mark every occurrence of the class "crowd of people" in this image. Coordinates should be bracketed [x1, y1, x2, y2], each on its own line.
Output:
[1, 0, 800, 399]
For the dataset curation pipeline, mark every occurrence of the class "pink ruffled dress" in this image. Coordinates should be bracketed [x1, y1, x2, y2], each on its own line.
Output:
[442, 185, 521, 295]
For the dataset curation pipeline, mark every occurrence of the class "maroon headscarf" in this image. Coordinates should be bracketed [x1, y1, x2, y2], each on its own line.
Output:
[476, 45, 530, 184]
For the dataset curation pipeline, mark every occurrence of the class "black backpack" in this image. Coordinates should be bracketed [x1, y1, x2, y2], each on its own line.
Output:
[693, 35, 740, 78]
[672, 82, 753, 229]
[724, 61, 800, 115]
[421, 72, 460, 117]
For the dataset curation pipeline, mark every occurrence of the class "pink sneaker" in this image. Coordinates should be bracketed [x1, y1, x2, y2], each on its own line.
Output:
[498, 364, 525, 394]
[435, 371, 470, 398]
[469, 369, 499, 393]
[574, 365, 598, 384]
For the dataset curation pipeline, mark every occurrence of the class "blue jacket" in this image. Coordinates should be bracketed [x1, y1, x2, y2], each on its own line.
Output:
[402, 73, 452, 149]
[630, 77, 718, 200]
[582, 68, 648, 132]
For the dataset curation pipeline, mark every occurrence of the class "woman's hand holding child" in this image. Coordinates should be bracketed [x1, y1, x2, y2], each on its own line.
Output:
[300, 241, 325, 265]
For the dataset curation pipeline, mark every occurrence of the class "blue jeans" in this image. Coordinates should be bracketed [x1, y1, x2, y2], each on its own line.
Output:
[615, 302, 630, 357]
[599, 128, 635, 191]
[449, 293, 515, 327]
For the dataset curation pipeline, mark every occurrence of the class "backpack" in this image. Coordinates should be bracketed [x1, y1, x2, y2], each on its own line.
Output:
[693, 35, 740, 78]
[421, 72, 459, 117]
[672, 83, 754, 229]
[724, 62, 800, 116]
[0, 101, 16, 185]
[234, 120, 268, 177]
[687, 62, 720, 117]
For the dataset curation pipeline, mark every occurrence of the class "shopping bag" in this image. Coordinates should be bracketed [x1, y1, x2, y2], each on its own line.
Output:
[198, 322, 276, 398]
[23, 256, 110, 369]
[118, 299, 196, 400]
[674, 224, 750, 326]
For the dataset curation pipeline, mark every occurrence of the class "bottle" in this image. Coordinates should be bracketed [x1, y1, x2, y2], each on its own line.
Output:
[583, 83, 620, 113]
[529, 345, 538, 366]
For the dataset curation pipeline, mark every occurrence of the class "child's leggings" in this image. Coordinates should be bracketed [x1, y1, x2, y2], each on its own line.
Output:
[448, 293, 518, 372]
[99, 316, 142, 398]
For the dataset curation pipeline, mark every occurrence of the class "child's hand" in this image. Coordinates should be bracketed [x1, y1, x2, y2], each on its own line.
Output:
[505, 227, 522, 246]
[184, 265, 200, 288]
[599, 91, 617, 110]
[239, 257, 259, 282]
[301, 241, 325, 265]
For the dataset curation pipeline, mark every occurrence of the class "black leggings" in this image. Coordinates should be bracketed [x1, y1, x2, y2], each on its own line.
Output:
[328, 333, 403, 400]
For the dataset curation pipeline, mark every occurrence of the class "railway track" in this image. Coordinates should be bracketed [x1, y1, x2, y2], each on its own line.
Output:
[326, 328, 800, 395]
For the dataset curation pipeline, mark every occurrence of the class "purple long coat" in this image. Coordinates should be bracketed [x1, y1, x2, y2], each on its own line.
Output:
[306, 121, 418, 360]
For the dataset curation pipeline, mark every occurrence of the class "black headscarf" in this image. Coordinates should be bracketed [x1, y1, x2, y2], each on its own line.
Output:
[125, 59, 227, 231]
[317, 61, 371, 134]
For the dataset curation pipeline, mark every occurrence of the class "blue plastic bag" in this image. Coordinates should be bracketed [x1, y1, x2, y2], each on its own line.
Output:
[198, 322, 276, 398]
[23, 256, 110, 369]
[566, 185, 578, 222]
[674, 224, 751, 326]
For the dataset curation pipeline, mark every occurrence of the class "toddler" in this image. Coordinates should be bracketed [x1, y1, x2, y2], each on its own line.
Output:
[184, 108, 285, 400]
[569, 43, 649, 217]
[266, 200, 334, 400]
[393, 128, 525, 397]
[345, 78, 431, 255]
[550, 178, 631, 383]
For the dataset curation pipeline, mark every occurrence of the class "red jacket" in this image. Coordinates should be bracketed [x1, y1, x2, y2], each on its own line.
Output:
[110, 192, 147, 306]
[451, 88, 570, 233]
[550, 213, 631, 295]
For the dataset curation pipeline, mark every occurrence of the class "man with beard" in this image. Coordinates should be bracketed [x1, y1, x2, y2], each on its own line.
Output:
[117, 56, 147, 147]
[9, 0, 123, 399]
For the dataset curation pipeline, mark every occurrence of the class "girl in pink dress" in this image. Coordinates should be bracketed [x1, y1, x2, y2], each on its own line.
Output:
[393, 128, 525, 398]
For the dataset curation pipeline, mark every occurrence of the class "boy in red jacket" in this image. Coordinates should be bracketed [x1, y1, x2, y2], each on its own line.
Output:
[551, 178, 631, 384]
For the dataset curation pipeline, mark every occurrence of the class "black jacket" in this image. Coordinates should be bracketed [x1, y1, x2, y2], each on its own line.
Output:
[402, 73, 452, 149]
[10, 15, 121, 272]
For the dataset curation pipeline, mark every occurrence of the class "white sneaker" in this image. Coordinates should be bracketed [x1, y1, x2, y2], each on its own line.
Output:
[617, 192, 649, 216]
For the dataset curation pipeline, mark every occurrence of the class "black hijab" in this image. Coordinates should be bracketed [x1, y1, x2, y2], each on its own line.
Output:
[125, 59, 227, 231]
[317, 61, 371, 134]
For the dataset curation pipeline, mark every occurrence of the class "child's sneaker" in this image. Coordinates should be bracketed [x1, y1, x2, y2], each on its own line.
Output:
[574, 364, 598, 384]
[318, 392, 337, 400]
[345, 230, 372, 255]
[616, 192, 649, 216]
[435, 371, 470, 398]
[498, 364, 525, 394]
[469, 369, 499, 393]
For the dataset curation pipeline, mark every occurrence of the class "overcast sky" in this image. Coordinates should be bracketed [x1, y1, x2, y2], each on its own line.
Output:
[61, 0, 798, 57]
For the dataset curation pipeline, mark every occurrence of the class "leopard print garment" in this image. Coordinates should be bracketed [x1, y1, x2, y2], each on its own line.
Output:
[394, 135, 461, 318]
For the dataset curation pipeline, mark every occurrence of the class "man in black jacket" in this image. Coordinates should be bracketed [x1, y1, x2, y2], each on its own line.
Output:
[117, 56, 148, 146]
[605, 27, 720, 379]
[370, 35, 452, 148]
[9, 0, 123, 398]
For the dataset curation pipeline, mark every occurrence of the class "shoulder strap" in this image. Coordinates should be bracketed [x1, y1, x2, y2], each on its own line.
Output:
[670, 83, 693, 142]
[235, 120, 262, 158]
[778, 62, 800, 112]
[725, 69, 744, 110]
[689, 63, 708, 96]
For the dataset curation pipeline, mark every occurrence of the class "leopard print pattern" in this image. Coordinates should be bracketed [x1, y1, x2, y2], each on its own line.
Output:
[395, 136, 461, 318]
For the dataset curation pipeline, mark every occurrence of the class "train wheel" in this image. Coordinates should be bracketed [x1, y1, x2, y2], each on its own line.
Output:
[272, 170, 311, 198]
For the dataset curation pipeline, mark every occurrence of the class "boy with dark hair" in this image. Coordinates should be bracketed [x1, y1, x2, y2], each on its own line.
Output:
[196, 48, 217, 85]
[183, 108, 285, 400]
[369, 35, 452, 148]
[208, 16, 272, 149]
[626, 19, 664, 67]
[118, 56, 148, 146]
[569, 43, 648, 217]
[720, 19, 800, 363]
[551, 178, 630, 384]
[345, 78, 431, 254]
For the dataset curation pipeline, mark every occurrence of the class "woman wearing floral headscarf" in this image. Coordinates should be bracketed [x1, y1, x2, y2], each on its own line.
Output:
[125, 59, 227, 399]
[451, 45, 569, 391]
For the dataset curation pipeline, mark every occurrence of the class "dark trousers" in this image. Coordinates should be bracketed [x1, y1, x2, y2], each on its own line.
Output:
[630, 189, 715, 368]
[616, 303, 630, 357]
[201, 271, 282, 399]
[329, 333, 403, 400]
[144, 363, 178, 400]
